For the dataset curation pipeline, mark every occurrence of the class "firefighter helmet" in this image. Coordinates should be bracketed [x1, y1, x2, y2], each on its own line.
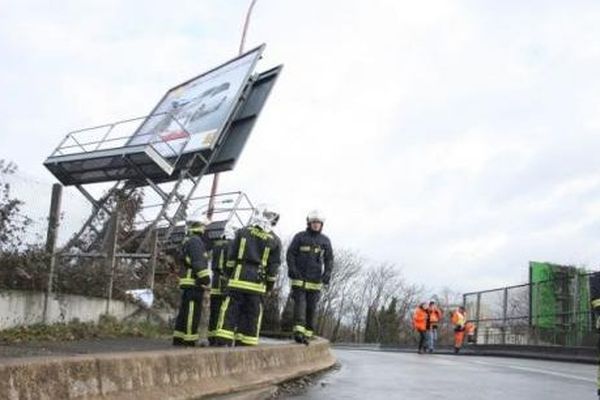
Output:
[306, 209, 326, 223]
[251, 204, 280, 231]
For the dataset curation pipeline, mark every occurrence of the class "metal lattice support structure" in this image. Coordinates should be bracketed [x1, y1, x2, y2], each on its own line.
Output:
[45, 46, 282, 257]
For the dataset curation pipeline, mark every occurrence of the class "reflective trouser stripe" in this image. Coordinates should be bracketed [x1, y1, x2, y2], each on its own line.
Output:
[173, 331, 199, 341]
[216, 296, 230, 332]
[211, 288, 223, 296]
[187, 300, 195, 338]
[305, 329, 313, 338]
[214, 296, 236, 341]
[215, 329, 235, 340]
[291, 279, 304, 288]
[592, 298, 600, 309]
[234, 264, 242, 280]
[294, 325, 306, 334]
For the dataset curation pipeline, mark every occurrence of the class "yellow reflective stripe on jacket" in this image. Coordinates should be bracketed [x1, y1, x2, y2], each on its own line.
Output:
[305, 282, 323, 291]
[267, 276, 277, 282]
[237, 237, 247, 260]
[293, 325, 306, 334]
[196, 269, 210, 279]
[179, 277, 196, 286]
[227, 279, 266, 293]
[261, 247, 271, 267]
[291, 279, 304, 287]
[234, 264, 242, 280]
[299, 246, 311, 252]
[211, 288, 223, 296]
[305, 329, 314, 338]
[185, 255, 191, 265]
[218, 249, 225, 271]
[592, 298, 600, 308]
[225, 260, 235, 268]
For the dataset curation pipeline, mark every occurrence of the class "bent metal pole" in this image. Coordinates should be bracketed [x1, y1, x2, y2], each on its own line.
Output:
[207, 0, 258, 219]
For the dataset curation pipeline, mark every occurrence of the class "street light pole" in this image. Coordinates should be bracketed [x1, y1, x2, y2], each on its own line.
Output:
[206, 0, 258, 220]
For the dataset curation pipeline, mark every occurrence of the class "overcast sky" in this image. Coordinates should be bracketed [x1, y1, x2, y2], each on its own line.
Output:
[2, 0, 600, 294]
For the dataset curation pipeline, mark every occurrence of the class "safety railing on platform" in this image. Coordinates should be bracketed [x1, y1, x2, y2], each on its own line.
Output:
[48, 113, 191, 169]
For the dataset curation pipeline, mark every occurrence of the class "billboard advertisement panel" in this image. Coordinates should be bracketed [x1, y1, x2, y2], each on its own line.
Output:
[128, 45, 264, 157]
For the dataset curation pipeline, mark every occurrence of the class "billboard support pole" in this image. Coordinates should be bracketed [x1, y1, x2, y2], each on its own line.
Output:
[207, 0, 258, 220]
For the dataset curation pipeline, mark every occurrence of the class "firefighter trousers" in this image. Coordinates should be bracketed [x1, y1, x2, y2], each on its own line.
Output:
[208, 294, 224, 344]
[292, 288, 320, 339]
[214, 290, 263, 346]
[173, 286, 204, 345]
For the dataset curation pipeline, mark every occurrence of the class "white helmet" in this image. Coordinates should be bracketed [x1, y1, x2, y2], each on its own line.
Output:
[251, 203, 280, 232]
[306, 209, 326, 223]
[222, 224, 236, 240]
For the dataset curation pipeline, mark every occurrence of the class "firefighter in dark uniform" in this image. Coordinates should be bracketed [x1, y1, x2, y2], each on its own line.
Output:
[207, 226, 235, 346]
[214, 205, 281, 346]
[172, 221, 210, 347]
[287, 210, 334, 344]
[589, 272, 600, 399]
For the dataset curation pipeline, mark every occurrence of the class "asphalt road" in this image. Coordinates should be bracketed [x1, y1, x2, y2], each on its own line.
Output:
[285, 349, 598, 400]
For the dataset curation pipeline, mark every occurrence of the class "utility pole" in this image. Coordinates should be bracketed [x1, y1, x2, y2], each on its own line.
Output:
[207, 0, 258, 219]
[42, 183, 63, 323]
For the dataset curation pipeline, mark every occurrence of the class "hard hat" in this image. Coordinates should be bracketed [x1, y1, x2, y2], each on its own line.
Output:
[187, 218, 209, 235]
[222, 224, 236, 240]
[306, 209, 325, 223]
[251, 203, 280, 231]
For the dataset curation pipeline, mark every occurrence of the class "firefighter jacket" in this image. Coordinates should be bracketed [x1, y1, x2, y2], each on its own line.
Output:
[286, 229, 333, 291]
[225, 225, 282, 295]
[210, 239, 230, 296]
[179, 234, 210, 289]
[412, 306, 428, 332]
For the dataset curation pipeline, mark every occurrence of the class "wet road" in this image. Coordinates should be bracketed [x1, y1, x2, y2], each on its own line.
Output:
[286, 349, 597, 400]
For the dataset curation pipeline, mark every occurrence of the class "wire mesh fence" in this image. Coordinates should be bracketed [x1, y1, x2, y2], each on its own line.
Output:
[463, 270, 595, 347]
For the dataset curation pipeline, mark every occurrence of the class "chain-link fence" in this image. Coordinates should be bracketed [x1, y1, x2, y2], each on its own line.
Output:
[463, 270, 595, 347]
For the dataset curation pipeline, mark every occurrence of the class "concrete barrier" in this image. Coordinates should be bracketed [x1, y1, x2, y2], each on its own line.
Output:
[0, 339, 335, 399]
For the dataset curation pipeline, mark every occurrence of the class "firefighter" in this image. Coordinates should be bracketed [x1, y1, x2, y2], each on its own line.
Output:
[589, 272, 600, 399]
[214, 204, 282, 346]
[172, 220, 210, 347]
[412, 302, 428, 354]
[426, 300, 443, 353]
[287, 210, 334, 344]
[451, 306, 467, 353]
[207, 225, 235, 346]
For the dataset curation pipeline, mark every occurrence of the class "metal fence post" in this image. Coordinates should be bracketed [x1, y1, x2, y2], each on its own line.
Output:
[105, 209, 120, 315]
[147, 230, 158, 290]
[502, 287, 508, 345]
[43, 183, 62, 324]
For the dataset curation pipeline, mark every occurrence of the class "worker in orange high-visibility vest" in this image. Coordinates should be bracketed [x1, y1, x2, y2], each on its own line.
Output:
[465, 320, 477, 344]
[412, 303, 429, 354]
[426, 300, 443, 353]
[451, 306, 467, 353]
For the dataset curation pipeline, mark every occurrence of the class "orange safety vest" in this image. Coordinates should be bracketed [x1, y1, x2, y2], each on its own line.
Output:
[413, 306, 428, 332]
[428, 306, 442, 325]
[451, 309, 466, 327]
[465, 321, 476, 335]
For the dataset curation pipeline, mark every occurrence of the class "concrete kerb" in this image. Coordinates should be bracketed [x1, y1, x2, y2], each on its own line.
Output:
[0, 338, 336, 400]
